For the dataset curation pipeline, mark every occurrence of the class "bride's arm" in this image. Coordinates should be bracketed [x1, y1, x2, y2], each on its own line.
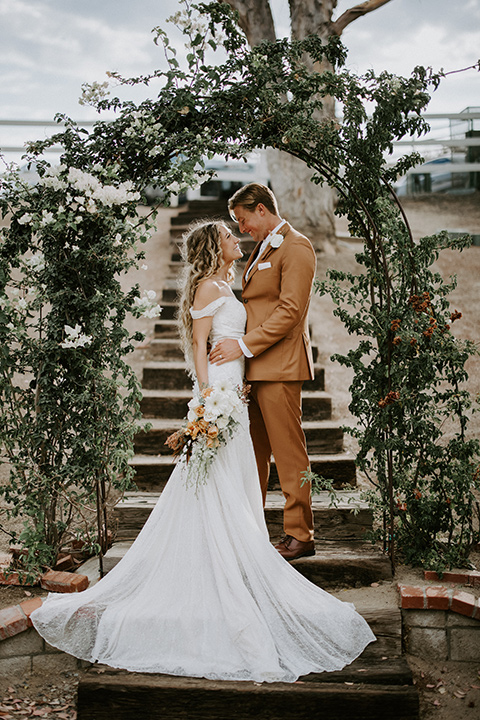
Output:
[192, 315, 213, 387]
[191, 280, 222, 387]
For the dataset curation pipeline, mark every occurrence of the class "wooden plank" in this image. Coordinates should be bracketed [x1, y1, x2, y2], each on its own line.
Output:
[133, 419, 344, 455]
[139, 389, 332, 422]
[141, 362, 325, 392]
[129, 453, 357, 491]
[77, 670, 419, 720]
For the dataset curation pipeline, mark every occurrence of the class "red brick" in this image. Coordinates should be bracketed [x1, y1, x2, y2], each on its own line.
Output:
[426, 586, 450, 610]
[0, 570, 23, 586]
[0, 604, 29, 638]
[0, 570, 39, 587]
[398, 585, 425, 609]
[451, 590, 476, 618]
[54, 554, 74, 572]
[442, 571, 469, 584]
[40, 570, 89, 593]
[19, 597, 43, 626]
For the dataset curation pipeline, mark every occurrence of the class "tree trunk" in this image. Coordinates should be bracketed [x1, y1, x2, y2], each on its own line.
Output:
[223, 0, 392, 248]
[274, 0, 338, 248]
[224, 0, 338, 249]
[222, 0, 276, 44]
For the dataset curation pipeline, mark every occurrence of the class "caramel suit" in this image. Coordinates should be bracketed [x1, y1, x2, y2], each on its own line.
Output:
[242, 222, 316, 542]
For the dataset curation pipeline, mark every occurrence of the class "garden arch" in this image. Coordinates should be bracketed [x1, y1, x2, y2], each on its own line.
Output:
[1, 2, 478, 574]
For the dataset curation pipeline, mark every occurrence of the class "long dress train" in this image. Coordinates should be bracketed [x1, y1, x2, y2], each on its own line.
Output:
[31, 295, 375, 683]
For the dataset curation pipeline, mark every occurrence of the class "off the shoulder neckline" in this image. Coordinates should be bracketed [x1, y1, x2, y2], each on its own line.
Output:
[190, 294, 238, 319]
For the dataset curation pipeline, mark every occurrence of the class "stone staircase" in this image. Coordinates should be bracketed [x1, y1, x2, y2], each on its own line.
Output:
[77, 199, 418, 719]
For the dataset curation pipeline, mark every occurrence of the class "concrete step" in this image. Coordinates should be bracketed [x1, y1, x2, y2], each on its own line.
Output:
[129, 453, 357, 491]
[133, 418, 344, 455]
[139, 388, 332, 422]
[141, 361, 325, 391]
[113, 490, 372, 544]
[77, 650, 418, 720]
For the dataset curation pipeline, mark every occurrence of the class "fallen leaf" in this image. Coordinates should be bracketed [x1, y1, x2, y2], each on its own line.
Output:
[344, 682, 354, 686]
[453, 690, 466, 698]
[381, 656, 388, 661]
[426, 683, 436, 688]
[438, 687, 446, 694]
[370, 582, 379, 587]
[56, 714, 70, 720]
[24, 590, 32, 597]
[357, 669, 367, 672]
[432, 700, 441, 707]
[471, 684, 480, 689]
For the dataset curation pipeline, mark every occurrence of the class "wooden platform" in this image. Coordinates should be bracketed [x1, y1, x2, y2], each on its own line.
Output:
[77, 655, 418, 720]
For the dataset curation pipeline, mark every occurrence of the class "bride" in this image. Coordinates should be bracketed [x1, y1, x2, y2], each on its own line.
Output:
[31, 220, 375, 683]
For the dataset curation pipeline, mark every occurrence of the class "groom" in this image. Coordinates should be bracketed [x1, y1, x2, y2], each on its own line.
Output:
[209, 183, 316, 561]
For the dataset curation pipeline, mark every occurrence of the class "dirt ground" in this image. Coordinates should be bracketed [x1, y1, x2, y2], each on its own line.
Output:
[1, 193, 480, 718]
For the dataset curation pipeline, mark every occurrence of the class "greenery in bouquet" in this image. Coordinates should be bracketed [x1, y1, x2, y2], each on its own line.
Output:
[166, 380, 249, 493]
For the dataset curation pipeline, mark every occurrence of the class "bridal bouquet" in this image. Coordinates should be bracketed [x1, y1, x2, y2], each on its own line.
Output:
[165, 379, 249, 492]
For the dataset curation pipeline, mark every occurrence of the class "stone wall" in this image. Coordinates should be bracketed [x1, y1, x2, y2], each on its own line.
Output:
[402, 609, 480, 662]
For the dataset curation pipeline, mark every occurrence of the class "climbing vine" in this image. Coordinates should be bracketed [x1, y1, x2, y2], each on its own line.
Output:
[0, 1, 478, 574]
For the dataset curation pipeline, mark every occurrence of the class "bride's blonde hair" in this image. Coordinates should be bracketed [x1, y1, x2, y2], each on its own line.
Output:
[177, 220, 235, 374]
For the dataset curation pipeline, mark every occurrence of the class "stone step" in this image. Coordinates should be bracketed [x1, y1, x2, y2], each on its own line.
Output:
[129, 453, 357, 491]
[141, 361, 325, 391]
[146, 337, 319, 364]
[134, 419, 343, 455]
[158, 301, 177, 320]
[153, 319, 179, 337]
[170, 212, 230, 226]
[113, 490, 372, 544]
[139, 388, 332, 422]
[153, 318, 314, 340]
[187, 199, 230, 212]
[162, 286, 249, 303]
[77, 651, 418, 720]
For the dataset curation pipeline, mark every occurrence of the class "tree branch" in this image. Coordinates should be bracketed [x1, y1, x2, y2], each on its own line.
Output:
[330, 0, 393, 36]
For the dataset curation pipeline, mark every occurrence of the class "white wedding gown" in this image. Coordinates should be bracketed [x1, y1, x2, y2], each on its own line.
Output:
[31, 295, 375, 683]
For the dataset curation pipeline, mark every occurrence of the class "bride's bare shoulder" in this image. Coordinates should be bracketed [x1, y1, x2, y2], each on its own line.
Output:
[192, 279, 223, 310]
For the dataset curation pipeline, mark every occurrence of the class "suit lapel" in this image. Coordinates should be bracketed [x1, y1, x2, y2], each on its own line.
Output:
[242, 222, 290, 289]
[242, 240, 263, 289]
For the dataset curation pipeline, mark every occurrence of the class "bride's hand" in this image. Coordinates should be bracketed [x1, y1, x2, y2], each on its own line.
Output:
[210, 339, 243, 365]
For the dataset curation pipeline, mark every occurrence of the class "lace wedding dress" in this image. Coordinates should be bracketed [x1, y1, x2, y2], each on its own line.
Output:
[31, 294, 375, 683]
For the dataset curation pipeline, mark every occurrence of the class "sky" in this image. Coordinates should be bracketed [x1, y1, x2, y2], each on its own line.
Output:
[0, 0, 479, 160]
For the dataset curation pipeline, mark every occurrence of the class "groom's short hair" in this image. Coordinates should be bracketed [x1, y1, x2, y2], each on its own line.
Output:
[228, 183, 279, 220]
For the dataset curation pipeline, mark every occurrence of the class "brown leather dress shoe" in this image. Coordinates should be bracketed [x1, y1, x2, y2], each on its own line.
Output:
[274, 535, 315, 561]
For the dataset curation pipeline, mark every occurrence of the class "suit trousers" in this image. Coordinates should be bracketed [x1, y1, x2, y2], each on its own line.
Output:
[248, 380, 314, 543]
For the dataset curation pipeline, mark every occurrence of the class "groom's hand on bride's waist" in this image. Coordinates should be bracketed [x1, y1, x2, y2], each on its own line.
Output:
[209, 339, 243, 365]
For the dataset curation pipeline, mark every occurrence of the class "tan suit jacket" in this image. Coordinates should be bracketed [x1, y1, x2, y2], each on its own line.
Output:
[242, 222, 316, 382]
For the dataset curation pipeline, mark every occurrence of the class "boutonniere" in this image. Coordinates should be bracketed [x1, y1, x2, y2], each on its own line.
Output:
[269, 233, 284, 249]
